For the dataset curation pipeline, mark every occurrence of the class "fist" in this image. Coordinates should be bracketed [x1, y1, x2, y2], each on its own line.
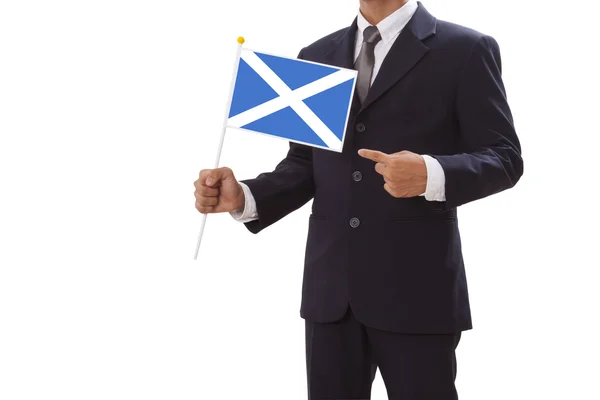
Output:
[194, 167, 245, 214]
[358, 149, 427, 198]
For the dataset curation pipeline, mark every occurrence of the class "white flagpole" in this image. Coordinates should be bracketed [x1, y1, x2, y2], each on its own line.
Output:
[194, 36, 246, 261]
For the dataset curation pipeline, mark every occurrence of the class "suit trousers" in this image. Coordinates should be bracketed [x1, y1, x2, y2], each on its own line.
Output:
[305, 308, 461, 400]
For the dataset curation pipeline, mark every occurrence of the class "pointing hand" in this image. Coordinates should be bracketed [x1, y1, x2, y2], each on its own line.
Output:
[358, 149, 427, 198]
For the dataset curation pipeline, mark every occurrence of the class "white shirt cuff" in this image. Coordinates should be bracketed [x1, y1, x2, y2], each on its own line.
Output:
[230, 182, 259, 222]
[420, 155, 446, 202]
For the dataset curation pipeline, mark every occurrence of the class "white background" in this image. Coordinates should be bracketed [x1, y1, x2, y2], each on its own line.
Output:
[1, 0, 598, 399]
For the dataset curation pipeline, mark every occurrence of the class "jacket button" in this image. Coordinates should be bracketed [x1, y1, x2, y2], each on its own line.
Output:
[355, 122, 366, 133]
[352, 171, 363, 182]
[349, 217, 360, 228]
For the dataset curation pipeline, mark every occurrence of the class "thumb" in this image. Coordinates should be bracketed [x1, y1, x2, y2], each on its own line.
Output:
[206, 167, 232, 187]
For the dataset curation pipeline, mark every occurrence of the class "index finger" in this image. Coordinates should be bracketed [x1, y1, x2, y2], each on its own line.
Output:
[358, 149, 390, 164]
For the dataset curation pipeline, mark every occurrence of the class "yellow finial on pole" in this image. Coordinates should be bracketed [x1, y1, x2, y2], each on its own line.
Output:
[237, 36, 245, 45]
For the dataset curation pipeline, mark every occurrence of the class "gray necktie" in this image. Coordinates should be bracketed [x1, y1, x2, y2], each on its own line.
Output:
[354, 25, 382, 104]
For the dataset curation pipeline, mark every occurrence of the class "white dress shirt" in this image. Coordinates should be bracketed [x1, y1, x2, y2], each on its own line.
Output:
[231, 0, 445, 222]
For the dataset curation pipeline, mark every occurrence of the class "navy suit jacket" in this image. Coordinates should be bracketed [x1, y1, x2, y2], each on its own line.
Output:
[241, 2, 523, 334]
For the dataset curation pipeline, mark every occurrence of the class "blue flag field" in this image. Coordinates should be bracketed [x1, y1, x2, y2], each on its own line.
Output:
[226, 48, 358, 152]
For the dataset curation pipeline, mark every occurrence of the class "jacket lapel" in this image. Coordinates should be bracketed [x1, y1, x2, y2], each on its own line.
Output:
[323, 18, 358, 70]
[322, 19, 362, 113]
[359, 2, 437, 112]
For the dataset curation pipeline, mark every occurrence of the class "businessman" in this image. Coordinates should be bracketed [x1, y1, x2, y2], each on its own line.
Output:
[194, 0, 523, 398]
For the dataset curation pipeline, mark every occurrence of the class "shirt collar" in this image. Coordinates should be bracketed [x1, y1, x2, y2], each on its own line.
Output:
[356, 0, 418, 44]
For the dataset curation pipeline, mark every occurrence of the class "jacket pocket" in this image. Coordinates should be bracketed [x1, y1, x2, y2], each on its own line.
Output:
[392, 214, 456, 223]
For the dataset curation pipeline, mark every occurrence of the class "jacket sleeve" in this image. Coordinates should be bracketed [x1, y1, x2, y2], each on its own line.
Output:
[431, 35, 523, 209]
[240, 48, 315, 234]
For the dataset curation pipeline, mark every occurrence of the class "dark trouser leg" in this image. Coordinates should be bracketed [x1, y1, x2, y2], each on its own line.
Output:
[305, 309, 375, 400]
[365, 327, 462, 400]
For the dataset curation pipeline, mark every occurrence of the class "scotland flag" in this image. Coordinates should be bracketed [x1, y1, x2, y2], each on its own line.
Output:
[227, 49, 357, 152]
